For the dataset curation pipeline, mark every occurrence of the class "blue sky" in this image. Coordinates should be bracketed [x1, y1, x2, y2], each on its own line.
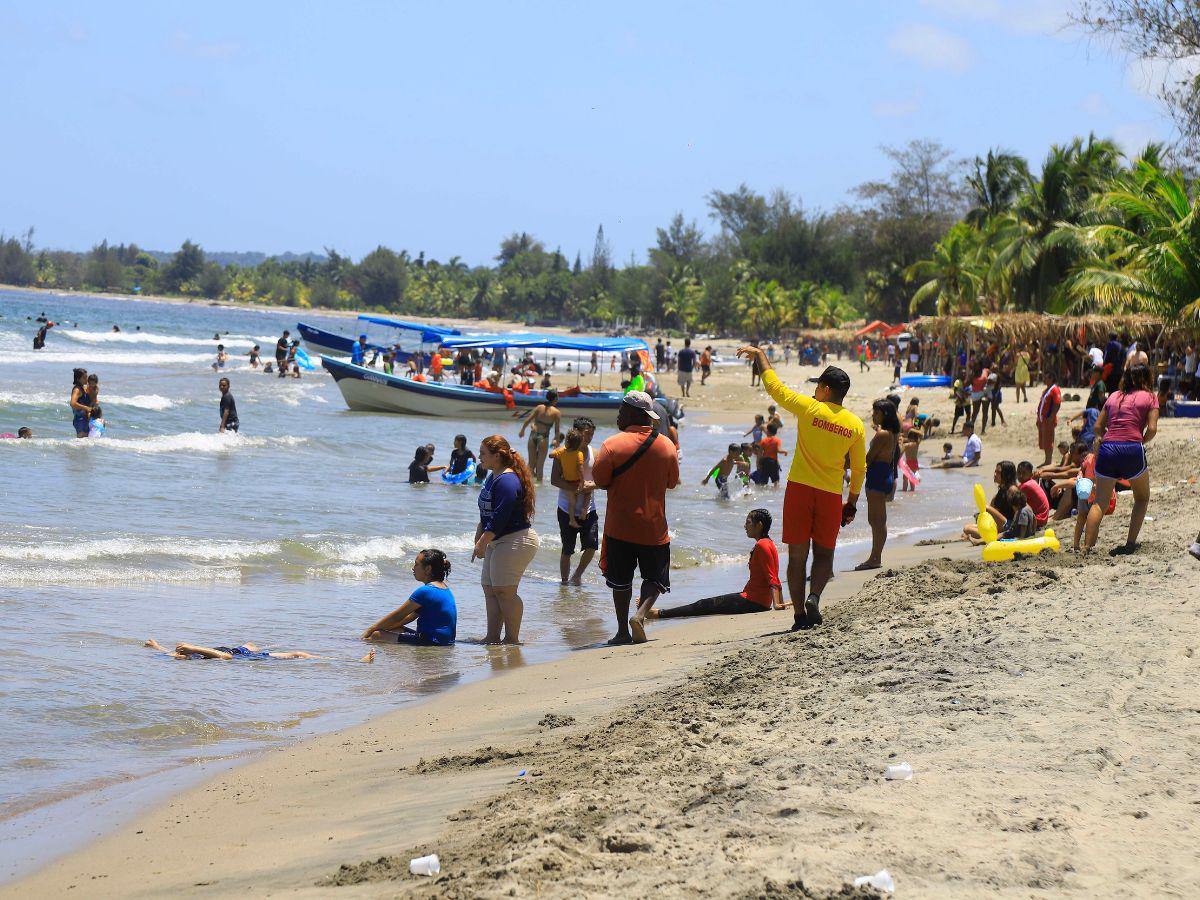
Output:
[0, 0, 1174, 266]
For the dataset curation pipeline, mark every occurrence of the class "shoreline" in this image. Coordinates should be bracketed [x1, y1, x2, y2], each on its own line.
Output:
[3, 527, 965, 897]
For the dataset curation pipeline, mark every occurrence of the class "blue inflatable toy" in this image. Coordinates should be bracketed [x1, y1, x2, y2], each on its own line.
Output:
[899, 374, 952, 388]
[293, 347, 317, 371]
[442, 459, 478, 484]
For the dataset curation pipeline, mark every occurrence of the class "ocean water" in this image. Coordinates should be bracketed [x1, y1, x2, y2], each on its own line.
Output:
[0, 288, 965, 877]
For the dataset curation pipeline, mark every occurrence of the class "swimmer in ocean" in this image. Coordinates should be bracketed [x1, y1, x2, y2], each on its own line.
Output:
[144, 639, 375, 662]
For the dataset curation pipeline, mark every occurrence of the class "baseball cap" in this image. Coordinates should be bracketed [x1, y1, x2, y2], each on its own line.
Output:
[622, 390, 660, 419]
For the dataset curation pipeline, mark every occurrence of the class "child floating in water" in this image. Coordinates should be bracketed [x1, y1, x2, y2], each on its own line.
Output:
[145, 638, 374, 662]
[549, 428, 590, 527]
[88, 405, 105, 438]
[703, 444, 741, 499]
[648, 509, 784, 620]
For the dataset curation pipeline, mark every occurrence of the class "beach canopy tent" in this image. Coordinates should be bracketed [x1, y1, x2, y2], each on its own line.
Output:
[440, 332, 648, 353]
[854, 320, 907, 339]
[356, 315, 460, 345]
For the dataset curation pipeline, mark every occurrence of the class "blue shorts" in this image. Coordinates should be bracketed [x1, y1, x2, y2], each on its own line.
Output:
[72, 412, 89, 435]
[215, 645, 273, 660]
[1095, 441, 1146, 481]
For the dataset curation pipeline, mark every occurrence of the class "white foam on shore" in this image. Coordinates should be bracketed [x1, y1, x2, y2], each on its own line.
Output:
[304, 563, 381, 580]
[21, 433, 307, 454]
[0, 391, 180, 410]
[312, 532, 476, 564]
[0, 563, 242, 585]
[0, 349, 214, 366]
[0, 537, 280, 563]
[60, 329, 261, 349]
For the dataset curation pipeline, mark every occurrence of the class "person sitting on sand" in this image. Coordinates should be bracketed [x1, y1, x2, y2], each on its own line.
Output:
[1015, 461, 1050, 526]
[997, 487, 1036, 540]
[145, 638, 374, 662]
[362, 549, 457, 646]
[932, 422, 981, 468]
[650, 509, 784, 619]
[962, 461, 1019, 544]
[703, 444, 741, 499]
[940, 442, 953, 461]
[1189, 530, 1200, 562]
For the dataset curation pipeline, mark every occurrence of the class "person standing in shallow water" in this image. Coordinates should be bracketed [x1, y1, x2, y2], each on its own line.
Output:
[69, 368, 91, 438]
[856, 399, 901, 571]
[737, 345, 865, 631]
[218, 378, 238, 433]
[590, 391, 679, 645]
[473, 435, 539, 644]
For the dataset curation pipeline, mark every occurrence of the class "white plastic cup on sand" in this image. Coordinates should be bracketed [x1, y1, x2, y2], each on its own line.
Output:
[409, 854, 441, 876]
[884, 762, 913, 781]
[853, 869, 895, 893]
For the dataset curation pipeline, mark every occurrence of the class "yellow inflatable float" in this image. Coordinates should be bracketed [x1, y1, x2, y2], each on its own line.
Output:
[972, 483, 1061, 562]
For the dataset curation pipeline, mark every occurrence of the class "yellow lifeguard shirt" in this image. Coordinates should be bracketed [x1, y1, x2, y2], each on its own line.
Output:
[761, 369, 866, 496]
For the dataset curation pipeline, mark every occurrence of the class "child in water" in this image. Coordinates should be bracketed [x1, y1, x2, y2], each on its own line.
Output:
[549, 428, 590, 527]
[744, 414, 765, 443]
[211, 345, 227, 371]
[408, 445, 446, 483]
[703, 444, 741, 499]
[145, 638, 374, 662]
[447, 434, 477, 479]
[941, 442, 954, 461]
[900, 430, 921, 492]
[88, 405, 106, 438]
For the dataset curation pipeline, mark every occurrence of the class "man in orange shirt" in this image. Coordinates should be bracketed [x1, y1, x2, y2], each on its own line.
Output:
[591, 391, 680, 645]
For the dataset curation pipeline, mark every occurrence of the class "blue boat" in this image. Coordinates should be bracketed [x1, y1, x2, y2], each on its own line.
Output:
[297, 315, 461, 363]
[322, 332, 649, 424]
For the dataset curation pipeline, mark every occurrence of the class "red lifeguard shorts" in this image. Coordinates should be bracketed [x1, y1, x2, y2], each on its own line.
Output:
[782, 481, 843, 550]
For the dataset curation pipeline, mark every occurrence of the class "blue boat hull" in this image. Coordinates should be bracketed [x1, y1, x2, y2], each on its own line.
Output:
[297, 322, 428, 364]
[322, 357, 627, 423]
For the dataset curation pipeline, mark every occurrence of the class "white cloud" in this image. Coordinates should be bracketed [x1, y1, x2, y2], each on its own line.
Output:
[1111, 120, 1170, 155]
[919, 0, 1072, 36]
[1125, 55, 1200, 101]
[888, 23, 974, 72]
[873, 96, 921, 119]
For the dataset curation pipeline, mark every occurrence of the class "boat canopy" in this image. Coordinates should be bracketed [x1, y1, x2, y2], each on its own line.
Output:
[356, 314, 461, 344]
[440, 332, 647, 353]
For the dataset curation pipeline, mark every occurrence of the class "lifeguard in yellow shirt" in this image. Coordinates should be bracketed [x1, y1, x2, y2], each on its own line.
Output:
[736, 346, 866, 631]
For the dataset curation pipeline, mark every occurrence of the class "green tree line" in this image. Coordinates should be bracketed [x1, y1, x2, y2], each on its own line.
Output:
[3, 134, 1196, 332]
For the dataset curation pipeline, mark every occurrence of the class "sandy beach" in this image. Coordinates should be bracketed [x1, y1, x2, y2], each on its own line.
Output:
[8, 344, 1200, 897]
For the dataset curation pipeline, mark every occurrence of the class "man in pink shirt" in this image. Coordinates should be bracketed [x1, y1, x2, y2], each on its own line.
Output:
[1036, 371, 1061, 466]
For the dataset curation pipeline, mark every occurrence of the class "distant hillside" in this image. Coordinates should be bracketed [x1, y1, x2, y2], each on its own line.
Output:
[145, 249, 329, 268]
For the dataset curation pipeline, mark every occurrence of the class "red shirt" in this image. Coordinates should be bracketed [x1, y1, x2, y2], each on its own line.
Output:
[1037, 384, 1061, 423]
[1019, 479, 1050, 525]
[591, 426, 680, 545]
[741, 538, 780, 608]
[759, 435, 782, 460]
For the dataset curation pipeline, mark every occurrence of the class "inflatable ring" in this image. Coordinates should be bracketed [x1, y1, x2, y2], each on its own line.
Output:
[442, 459, 478, 484]
[899, 374, 952, 388]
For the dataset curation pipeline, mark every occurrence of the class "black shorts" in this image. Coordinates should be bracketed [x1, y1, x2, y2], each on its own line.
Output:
[753, 458, 780, 484]
[600, 535, 670, 593]
[558, 508, 599, 554]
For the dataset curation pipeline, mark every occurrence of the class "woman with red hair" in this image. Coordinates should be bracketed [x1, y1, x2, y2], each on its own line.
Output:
[473, 435, 539, 643]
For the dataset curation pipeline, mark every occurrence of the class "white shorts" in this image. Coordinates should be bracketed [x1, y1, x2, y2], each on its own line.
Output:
[481, 528, 539, 588]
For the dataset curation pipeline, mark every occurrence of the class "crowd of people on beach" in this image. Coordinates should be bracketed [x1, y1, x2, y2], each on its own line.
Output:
[21, 309, 1198, 661]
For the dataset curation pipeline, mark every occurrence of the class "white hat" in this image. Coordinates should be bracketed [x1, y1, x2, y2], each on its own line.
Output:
[622, 390, 660, 419]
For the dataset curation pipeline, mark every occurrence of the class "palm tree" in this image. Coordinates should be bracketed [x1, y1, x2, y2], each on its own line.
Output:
[1060, 158, 1200, 322]
[965, 149, 1031, 229]
[734, 278, 795, 339]
[806, 286, 858, 327]
[905, 223, 985, 315]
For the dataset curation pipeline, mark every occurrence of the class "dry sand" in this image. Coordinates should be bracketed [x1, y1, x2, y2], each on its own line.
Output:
[8, 352, 1200, 898]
